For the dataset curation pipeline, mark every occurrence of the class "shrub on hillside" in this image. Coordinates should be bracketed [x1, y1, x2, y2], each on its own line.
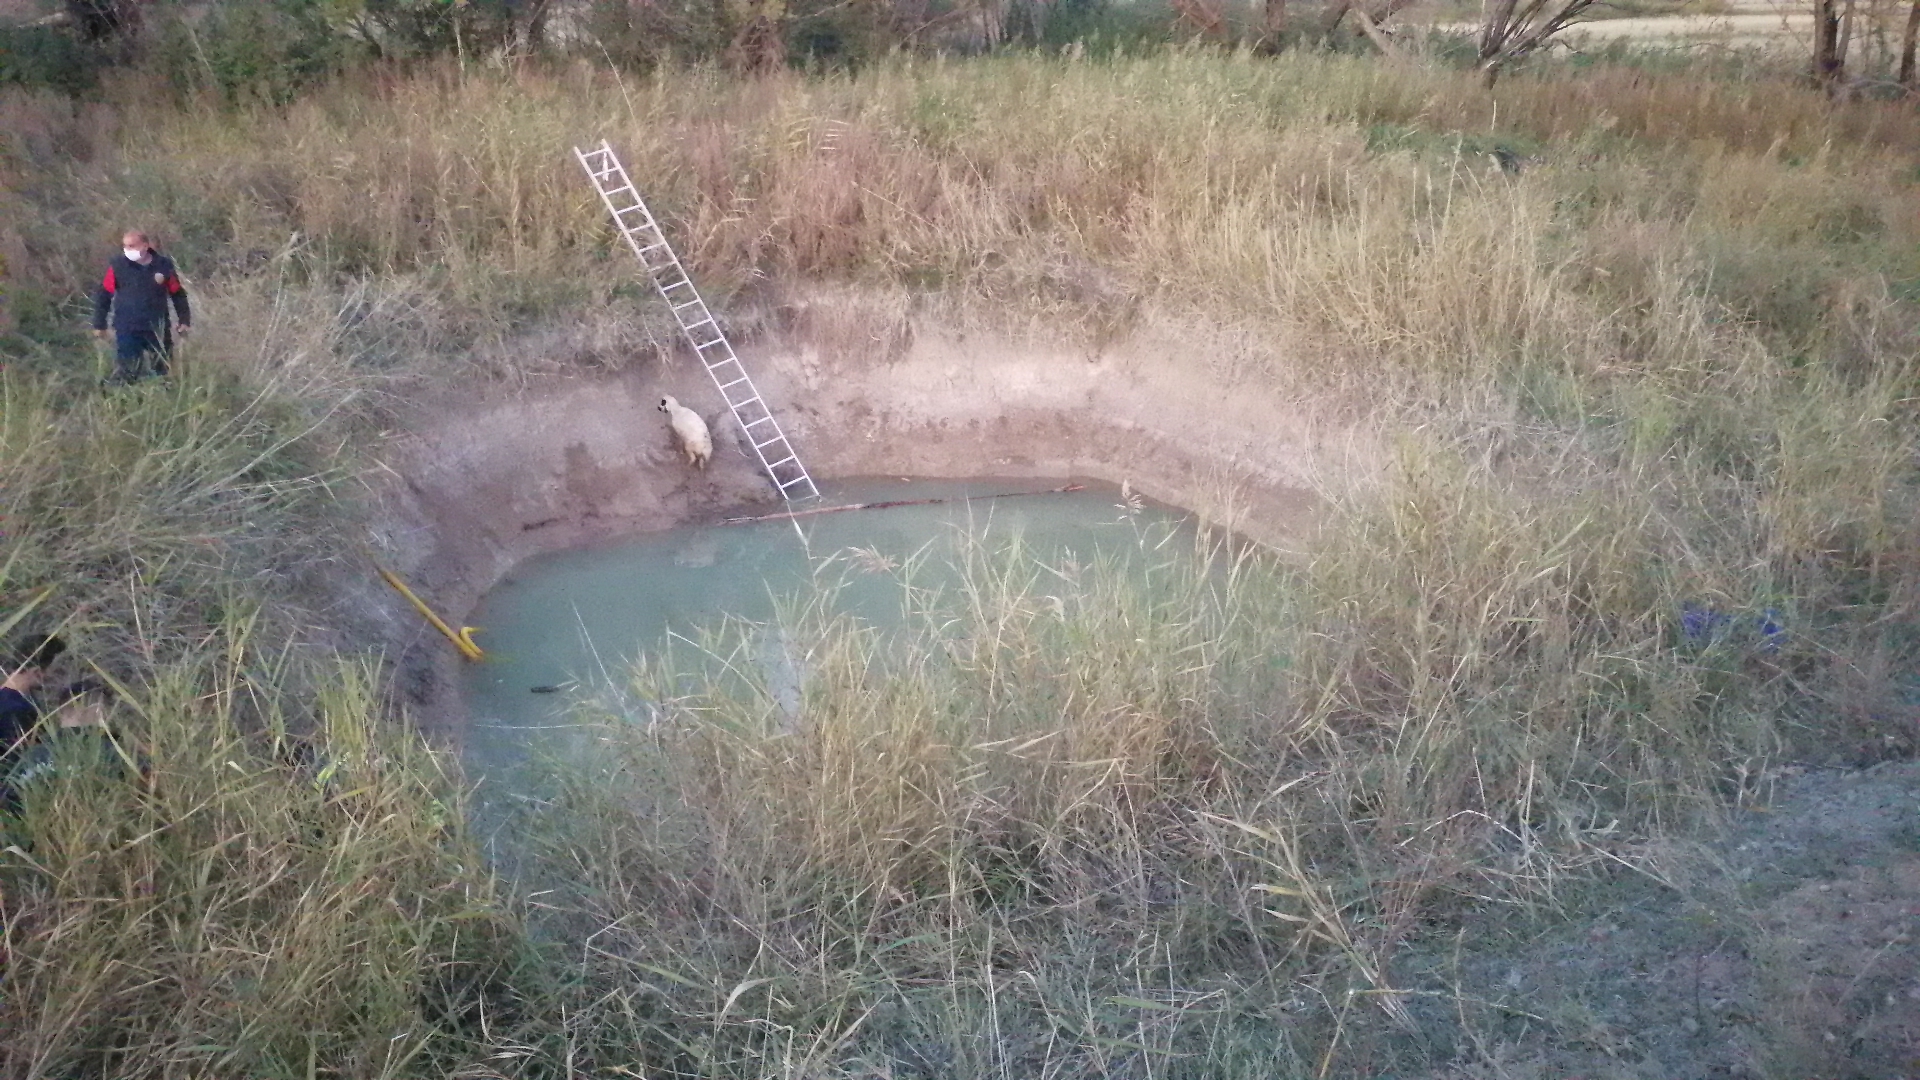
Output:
[584, 0, 727, 67]
[0, 25, 100, 95]
[151, 1, 348, 104]
[352, 0, 549, 57]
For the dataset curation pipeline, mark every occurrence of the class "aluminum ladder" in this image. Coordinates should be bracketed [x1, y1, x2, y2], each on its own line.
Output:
[573, 140, 819, 500]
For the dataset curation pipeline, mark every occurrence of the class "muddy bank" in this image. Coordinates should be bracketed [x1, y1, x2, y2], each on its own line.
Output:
[357, 308, 1347, 735]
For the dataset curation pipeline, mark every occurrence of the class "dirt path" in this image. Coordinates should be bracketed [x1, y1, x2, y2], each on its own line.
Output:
[1382, 759, 1920, 1078]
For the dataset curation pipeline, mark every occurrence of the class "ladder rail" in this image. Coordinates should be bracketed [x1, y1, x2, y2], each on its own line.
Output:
[573, 141, 820, 502]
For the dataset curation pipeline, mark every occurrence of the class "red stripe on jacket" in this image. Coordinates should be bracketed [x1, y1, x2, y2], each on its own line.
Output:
[103, 267, 116, 293]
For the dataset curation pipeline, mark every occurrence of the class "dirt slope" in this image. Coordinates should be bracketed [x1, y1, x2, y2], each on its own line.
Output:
[357, 300, 1340, 735]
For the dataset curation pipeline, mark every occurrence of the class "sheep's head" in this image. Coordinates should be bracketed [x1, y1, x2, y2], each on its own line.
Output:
[658, 396, 677, 413]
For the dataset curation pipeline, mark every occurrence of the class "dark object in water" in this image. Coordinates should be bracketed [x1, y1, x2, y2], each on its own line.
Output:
[530, 684, 564, 694]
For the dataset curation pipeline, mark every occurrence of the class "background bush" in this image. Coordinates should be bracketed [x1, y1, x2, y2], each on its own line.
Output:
[152, 0, 350, 103]
[0, 24, 100, 95]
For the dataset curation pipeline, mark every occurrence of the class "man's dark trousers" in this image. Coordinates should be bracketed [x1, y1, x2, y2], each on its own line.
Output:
[111, 327, 171, 385]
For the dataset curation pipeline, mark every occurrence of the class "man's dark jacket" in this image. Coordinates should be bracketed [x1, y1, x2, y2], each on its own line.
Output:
[91, 252, 191, 335]
[0, 686, 39, 763]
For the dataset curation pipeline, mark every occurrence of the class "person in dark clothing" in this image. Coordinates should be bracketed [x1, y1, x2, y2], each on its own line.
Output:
[1, 634, 66, 753]
[1, 634, 66, 813]
[90, 230, 191, 385]
[0, 634, 106, 814]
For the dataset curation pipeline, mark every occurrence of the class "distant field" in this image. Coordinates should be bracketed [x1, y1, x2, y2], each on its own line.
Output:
[1562, 0, 1813, 53]
[1421, 0, 1817, 56]
[0, 0, 53, 24]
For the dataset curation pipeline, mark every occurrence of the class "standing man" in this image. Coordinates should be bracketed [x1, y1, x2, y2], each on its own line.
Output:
[91, 229, 191, 385]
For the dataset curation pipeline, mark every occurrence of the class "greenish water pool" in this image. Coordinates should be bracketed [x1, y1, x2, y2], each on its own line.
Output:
[458, 477, 1192, 825]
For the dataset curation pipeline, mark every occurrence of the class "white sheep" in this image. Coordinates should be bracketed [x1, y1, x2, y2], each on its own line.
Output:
[657, 395, 712, 469]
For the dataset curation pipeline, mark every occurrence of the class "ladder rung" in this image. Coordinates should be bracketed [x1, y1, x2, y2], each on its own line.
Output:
[743, 415, 775, 429]
[765, 455, 798, 470]
[694, 339, 727, 351]
[717, 376, 749, 391]
[660, 278, 694, 293]
[779, 475, 815, 491]
[672, 298, 704, 313]
[754, 435, 787, 451]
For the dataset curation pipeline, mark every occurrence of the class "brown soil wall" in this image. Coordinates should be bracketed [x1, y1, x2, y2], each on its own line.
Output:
[357, 310, 1344, 735]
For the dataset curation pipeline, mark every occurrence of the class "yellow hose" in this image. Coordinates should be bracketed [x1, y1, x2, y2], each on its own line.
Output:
[375, 564, 485, 662]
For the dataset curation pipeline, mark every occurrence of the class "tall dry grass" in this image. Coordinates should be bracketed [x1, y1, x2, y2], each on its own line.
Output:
[0, 639, 520, 1079]
[0, 367, 531, 1078]
[1, 44, 1918, 1077]
[11, 50, 1916, 378]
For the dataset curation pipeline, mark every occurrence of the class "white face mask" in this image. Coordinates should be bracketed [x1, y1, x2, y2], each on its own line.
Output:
[123, 247, 146, 262]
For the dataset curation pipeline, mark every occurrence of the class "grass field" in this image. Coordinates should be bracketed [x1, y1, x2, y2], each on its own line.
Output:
[3, 45, 1920, 1076]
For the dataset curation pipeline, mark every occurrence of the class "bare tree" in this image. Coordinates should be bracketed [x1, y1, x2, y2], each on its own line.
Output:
[518, 0, 557, 50]
[720, 0, 789, 70]
[1813, 0, 1846, 85]
[60, 0, 142, 42]
[1476, 0, 1600, 85]
[1259, 0, 1288, 51]
[1352, 7, 1410, 59]
[1899, 0, 1918, 89]
[1315, 0, 1419, 47]
[1170, 0, 1228, 39]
